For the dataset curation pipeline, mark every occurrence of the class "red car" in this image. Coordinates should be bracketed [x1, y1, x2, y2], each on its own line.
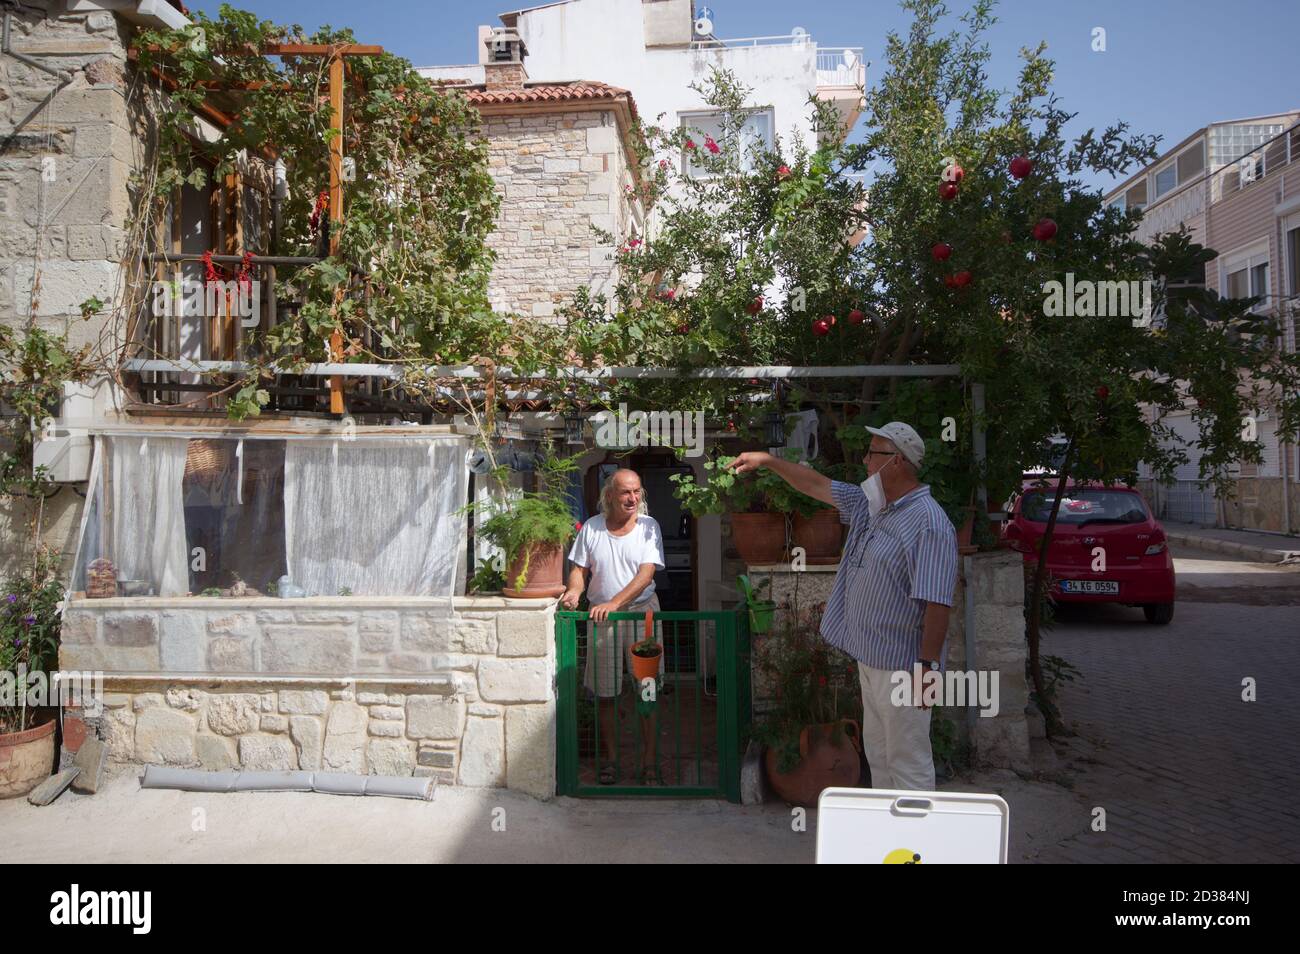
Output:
[1003, 483, 1176, 624]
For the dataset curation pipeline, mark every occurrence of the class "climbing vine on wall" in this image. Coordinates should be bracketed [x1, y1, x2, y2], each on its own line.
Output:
[131, 5, 511, 418]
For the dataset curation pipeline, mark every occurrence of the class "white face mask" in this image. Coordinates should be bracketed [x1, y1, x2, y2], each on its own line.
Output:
[860, 457, 892, 520]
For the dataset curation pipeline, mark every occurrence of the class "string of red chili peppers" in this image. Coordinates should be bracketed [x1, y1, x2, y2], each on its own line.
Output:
[202, 249, 256, 290]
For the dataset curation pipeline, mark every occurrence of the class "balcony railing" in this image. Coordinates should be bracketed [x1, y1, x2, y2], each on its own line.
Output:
[816, 47, 865, 88]
[688, 34, 865, 89]
[1209, 122, 1300, 203]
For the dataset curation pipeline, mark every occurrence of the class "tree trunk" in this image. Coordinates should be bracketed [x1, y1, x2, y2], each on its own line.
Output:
[1025, 434, 1074, 736]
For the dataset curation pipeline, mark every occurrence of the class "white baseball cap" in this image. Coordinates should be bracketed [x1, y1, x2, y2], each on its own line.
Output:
[865, 421, 925, 468]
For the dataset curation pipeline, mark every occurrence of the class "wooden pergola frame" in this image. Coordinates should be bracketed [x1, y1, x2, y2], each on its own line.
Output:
[134, 41, 386, 415]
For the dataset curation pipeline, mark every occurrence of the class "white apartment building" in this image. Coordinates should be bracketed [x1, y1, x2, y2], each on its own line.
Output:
[1104, 113, 1300, 532]
[420, 0, 864, 187]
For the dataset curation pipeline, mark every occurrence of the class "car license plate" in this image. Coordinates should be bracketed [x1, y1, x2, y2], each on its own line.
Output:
[1061, 580, 1119, 594]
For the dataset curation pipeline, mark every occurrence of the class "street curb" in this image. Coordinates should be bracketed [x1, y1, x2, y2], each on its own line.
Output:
[1164, 530, 1300, 565]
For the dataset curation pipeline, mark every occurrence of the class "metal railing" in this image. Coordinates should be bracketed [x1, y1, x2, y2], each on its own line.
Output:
[687, 35, 865, 89]
[816, 47, 865, 87]
[556, 608, 750, 800]
[1209, 123, 1299, 202]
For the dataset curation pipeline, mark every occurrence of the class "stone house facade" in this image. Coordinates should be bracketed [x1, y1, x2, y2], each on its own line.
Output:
[449, 58, 647, 319]
[3, 3, 562, 800]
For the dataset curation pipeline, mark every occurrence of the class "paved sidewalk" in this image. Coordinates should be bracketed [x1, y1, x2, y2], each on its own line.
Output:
[0, 763, 1080, 863]
[1161, 520, 1300, 564]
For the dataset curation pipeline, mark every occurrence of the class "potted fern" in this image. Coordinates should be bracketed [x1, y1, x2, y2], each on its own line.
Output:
[468, 452, 579, 599]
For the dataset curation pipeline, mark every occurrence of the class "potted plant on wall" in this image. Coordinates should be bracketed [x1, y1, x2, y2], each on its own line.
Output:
[469, 452, 579, 599]
[1, 546, 63, 798]
[752, 601, 864, 807]
[767, 458, 845, 565]
[670, 456, 787, 565]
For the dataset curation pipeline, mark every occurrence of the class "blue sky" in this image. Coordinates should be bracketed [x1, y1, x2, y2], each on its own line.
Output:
[186, 0, 1300, 193]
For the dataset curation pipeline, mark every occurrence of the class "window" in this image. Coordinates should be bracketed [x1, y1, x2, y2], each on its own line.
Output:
[1287, 225, 1300, 296]
[1125, 181, 1147, 211]
[1154, 164, 1177, 199]
[1020, 489, 1149, 525]
[1221, 241, 1271, 312]
[1177, 143, 1205, 182]
[1107, 195, 1125, 213]
[680, 108, 774, 178]
[1152, 143, 1205, 201]
[73, 435, 470, 599]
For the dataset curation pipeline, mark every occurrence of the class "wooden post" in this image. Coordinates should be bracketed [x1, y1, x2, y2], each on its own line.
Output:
[328, 52, 345, 415]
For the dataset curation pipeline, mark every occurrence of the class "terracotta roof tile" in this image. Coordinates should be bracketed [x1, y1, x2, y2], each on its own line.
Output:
[464, 81, 639, 119]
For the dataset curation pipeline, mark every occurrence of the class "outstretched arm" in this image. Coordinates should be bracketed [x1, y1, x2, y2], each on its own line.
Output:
[729, 451, 834, 506]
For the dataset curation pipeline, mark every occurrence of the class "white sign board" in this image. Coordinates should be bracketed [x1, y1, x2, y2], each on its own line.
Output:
[815, 788, 1009, 864]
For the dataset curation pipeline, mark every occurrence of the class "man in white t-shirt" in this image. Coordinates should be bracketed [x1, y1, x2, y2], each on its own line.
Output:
[560, 468, 666, 784]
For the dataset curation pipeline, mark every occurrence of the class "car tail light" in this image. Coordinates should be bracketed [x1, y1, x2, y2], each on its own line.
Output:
[1144, 542, 1166, 556]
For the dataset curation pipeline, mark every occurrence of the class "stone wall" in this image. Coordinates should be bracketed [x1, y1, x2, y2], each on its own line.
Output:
[747, 550, 1031, 773]
[0, 1, 135, 350]
[482, 107, 637, 318]
[61, 597, 558, 798]
[1, 2, 139, 574]
[943, 550, 1031, 772]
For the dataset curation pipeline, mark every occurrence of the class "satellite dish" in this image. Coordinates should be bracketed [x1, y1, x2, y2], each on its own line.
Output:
[791, 26, 809, 46]
[694, 16, 713, 37]
[842, 49, 857, 68]
[467, 448, 492, 475]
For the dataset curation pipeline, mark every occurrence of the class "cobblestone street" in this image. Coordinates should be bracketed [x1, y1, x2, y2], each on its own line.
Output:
[1030, 549, 1300, 863]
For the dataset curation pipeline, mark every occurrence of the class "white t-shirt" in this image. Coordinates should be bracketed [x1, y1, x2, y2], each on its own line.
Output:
[567, 514, 666, 605]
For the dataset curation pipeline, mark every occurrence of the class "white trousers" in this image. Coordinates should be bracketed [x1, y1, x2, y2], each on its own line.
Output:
[857, 662, 935, 791]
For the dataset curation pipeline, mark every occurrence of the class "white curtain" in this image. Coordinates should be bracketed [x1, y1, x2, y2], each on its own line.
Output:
[109, 436, 190, 596]
[283, 438, 468, 598]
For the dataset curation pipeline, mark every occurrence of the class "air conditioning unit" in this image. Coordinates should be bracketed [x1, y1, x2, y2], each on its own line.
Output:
[31, 381, 101, 482]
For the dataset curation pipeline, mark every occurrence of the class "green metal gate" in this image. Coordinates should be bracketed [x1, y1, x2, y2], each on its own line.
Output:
[556, 609, 750, 800]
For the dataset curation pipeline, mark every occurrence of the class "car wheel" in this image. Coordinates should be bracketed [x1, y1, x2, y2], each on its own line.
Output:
[1143, 603, 1174, 625]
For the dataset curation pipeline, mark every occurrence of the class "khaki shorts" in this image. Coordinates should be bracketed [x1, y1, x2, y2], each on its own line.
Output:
[584, 594, 662, 698]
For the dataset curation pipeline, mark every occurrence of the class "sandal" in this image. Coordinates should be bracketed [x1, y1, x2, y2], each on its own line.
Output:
[599, 762, 618, 785]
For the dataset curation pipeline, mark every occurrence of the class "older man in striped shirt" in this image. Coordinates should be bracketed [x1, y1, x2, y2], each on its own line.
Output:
[731, 421, 958, 791]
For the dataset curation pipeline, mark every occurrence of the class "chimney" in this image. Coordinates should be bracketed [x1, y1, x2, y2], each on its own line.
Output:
[483, 27, 528, 92]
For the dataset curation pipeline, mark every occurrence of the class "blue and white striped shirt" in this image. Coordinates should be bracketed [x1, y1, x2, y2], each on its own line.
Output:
[821, 480, 958, 671]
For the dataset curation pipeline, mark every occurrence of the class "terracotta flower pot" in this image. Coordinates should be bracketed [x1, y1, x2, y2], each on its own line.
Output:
[730, 512, 787, 566]
[503, 542, 566, 598]
[765, 719, 863, 807]
[630, 646, 662, 682]
[792, 509, 846, 565]
[0, 716, 56, 799]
